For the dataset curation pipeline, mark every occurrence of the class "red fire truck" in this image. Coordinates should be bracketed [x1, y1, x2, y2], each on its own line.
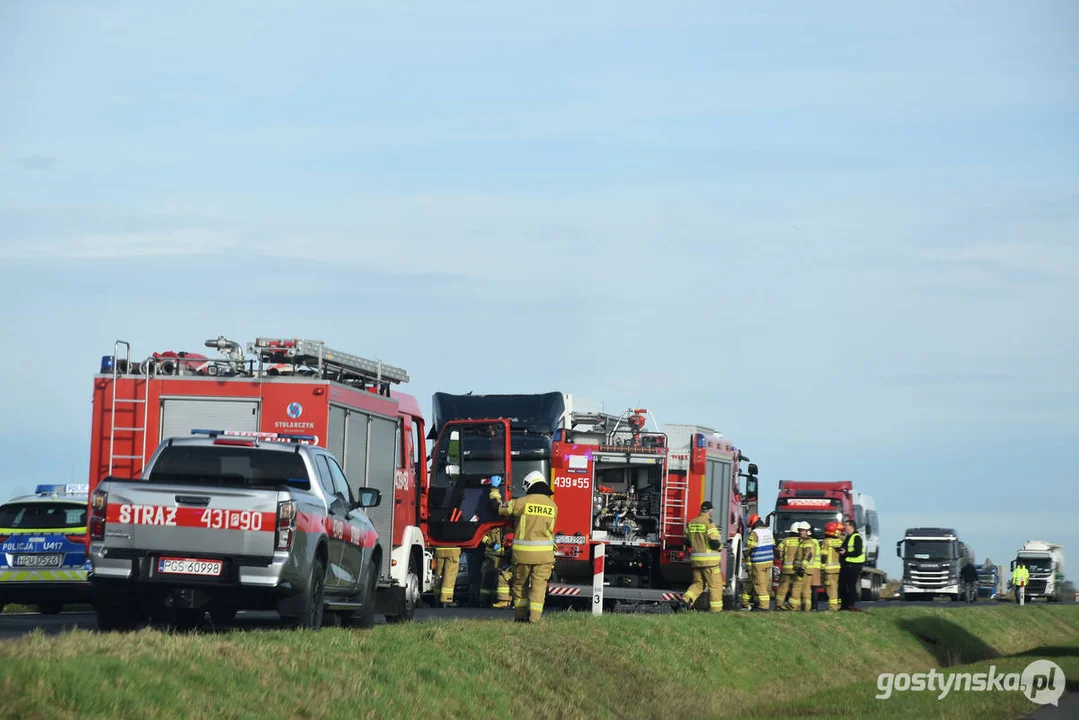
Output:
[545, 403, 759, 609]
[769, 480, 886, 602]
[423, 392, 760, 610]
[88, 335, 432, 621]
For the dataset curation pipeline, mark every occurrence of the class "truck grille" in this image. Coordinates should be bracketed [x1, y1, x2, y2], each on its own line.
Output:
[909, 569, 951, 588]
[1026, 580, 1048, 595]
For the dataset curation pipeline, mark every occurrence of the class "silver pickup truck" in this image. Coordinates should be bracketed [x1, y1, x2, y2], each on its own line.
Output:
[88, 431, 383, 631]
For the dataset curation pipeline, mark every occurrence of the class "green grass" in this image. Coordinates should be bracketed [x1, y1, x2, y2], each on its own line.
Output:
[0, 605, 1076, 720]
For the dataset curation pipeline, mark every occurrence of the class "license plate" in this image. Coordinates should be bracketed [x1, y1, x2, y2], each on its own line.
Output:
[157, 557, 223, 576]
[13, 554, 63, 568]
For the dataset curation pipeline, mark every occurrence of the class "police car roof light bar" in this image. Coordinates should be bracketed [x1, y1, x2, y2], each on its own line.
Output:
[35, 484, 90, 496]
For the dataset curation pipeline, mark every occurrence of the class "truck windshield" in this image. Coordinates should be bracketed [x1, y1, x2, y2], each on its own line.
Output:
[147, 446, 310, 488]
[0, 502, 86, 530]
[902, 539, 956, 560]
[774, 512, 838, 538]
[1019, 558, 1052, 573]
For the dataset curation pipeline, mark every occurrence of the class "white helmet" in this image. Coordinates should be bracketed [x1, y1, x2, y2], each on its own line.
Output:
[798, 521, 812, 532]
[789, 522, 800, 534]
[522, 470, 547, 493]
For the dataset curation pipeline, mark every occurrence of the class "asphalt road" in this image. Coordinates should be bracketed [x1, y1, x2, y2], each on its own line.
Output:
[0, 598, 1021, 639]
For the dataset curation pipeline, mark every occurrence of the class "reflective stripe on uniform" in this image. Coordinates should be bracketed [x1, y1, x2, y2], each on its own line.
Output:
[513, 539, 554, 552]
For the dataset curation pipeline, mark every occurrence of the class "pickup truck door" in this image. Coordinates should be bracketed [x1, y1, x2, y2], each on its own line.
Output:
[323, 455, 368, 593]
[313, 457, 348, 591]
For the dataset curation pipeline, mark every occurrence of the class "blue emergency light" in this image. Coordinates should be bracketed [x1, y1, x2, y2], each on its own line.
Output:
[100, 355, 115, 374]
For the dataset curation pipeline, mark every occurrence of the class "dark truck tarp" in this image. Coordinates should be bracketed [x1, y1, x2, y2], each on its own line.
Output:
[430, 392, 566, 437]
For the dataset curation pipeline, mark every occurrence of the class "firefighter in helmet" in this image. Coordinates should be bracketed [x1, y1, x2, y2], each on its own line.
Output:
[742, 513, 774, 611]
[821, 521, 843, 611]
[792, 522, 818, 612]
[775, 522, 802, 611]
[479, 476, 512, 609]
[682, 501, 725, 612]
[492, 470, 558, 623]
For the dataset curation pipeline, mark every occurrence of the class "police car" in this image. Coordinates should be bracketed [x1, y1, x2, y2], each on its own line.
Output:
[0, 484, 92, 614]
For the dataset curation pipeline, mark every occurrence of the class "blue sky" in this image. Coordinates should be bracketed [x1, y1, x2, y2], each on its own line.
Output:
[1, 1, 1076, 579]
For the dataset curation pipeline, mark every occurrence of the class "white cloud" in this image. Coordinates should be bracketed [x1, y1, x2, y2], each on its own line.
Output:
[0, 228, 239, 260]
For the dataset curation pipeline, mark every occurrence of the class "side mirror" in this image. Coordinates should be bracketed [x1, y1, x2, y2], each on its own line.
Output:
[746, 477, 758, 501]
[354, 488, 382, 508]
[747, 463, 758, 475]
[895, 541, 902, 558]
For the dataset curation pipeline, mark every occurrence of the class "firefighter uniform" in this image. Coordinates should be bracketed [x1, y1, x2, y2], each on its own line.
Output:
[433, 546, 461, 606]
[793, 527, 817, 612]
[494, 472, 558, 623]
[682, 506, 725, 612]
[807, 535, 822, 611]
[480, 526, 511, 608]
[821, 529, 843, 611]
[742, 522, 775, 611]
[775, 529, 801, 610]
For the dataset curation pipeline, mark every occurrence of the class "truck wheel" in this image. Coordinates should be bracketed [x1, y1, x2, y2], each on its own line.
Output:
[38, 601, 64, 615]
[350, 563, 378, 629]
[210, 607, 238, 626]
[171, 609, 203, 631]
[93, 585, 141, 632]
[284, 558, 326, 631]
[385, 559, 420, 624]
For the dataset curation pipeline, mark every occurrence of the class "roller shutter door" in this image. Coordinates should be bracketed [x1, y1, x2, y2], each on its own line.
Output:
[159, 398, 260, 441]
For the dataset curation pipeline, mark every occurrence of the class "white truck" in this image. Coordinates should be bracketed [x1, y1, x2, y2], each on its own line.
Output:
[1011, 541, 1066, 602]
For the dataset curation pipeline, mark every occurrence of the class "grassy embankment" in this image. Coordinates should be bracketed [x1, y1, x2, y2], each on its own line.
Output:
[0, 605, 1076, 719]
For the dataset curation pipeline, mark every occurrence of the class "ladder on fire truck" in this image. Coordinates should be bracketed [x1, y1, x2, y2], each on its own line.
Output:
[108, 340, 151, 476]
[662, 472, 689, 550]
[248, 337, 409, 394]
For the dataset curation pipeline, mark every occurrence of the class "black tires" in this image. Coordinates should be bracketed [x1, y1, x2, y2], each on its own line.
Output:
[353, 563, 378, 629]
[38, 601, 64, 615]
[283, 559, 326, 631]
[385, 559, 419, 624]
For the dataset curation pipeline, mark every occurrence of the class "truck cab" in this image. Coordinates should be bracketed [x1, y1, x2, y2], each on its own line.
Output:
[1011, 541, 1065, 602]
[897, 527, 972, 601]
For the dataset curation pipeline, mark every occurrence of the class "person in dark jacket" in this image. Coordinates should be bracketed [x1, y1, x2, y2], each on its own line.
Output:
[837, 518, 864, 611]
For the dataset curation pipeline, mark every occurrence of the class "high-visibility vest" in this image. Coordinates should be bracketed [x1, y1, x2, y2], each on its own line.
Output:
[747, 527, 775, 566]
[808, 538, 821, 569]
[843, 532, 865, 563]
[1012, 566, 1029, 586]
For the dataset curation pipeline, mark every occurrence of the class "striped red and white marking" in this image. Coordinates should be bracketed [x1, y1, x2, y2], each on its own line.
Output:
[547, 586, 582, 596]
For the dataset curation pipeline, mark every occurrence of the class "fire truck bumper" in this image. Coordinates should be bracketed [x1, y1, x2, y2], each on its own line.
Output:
[546, 583, 686, 603]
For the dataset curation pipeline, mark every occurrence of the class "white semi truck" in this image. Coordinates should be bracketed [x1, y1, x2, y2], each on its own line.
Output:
[1011, 541, 1066, 602]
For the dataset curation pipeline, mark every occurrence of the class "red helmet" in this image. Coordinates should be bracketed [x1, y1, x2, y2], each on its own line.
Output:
[825, 521, 838, 535]
[747, 514, 761, 527]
